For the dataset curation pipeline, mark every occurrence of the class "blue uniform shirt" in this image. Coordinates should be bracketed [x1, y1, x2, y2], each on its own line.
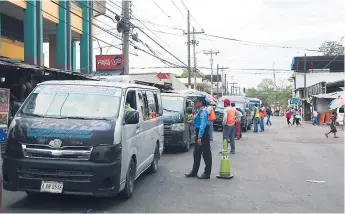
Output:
[193, 107, 209, 138]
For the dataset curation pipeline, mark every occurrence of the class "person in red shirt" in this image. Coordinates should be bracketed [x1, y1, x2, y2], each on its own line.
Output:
[286, 109, 292, 126]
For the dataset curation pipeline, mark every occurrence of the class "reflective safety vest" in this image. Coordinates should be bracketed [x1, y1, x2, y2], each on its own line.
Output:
[254, 107, 260, 118]
[225, 107, 236, 125]
[208, 107, 216, 121]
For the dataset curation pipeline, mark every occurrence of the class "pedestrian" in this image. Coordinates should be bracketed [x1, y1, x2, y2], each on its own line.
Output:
[232, 103, 243, 140]
[206, 101, 216, 141]
[325, 111, 339, 138]
[222, 99, 237, 154]
[286, 109, 292, 126]
[292, 106, 297, 126]
[185, 96, 212, 179]
[266, 105, 272, 126]
[295, 109, 301, 126]
[312, 109, 319, 125]
[186, 107, 194, 143]
[252, 103, 260, 132]
[259, 104, 265, 131]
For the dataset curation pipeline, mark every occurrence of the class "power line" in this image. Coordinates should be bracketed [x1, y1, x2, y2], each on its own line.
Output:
[201, 33, 321, 52]
[171, 0, 186, 18]
[152, 0, 184, 31]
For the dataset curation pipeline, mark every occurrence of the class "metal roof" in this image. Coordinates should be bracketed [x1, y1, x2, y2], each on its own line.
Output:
[312, 91, 344, 99]
[38, 80, 159, 90]
[291, 55, 344, 72]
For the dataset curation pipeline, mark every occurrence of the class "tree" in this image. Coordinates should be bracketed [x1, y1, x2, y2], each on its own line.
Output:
[319, 41, 344, 56]
[246, 78, 291, 108]
[180, 69, 204, 78]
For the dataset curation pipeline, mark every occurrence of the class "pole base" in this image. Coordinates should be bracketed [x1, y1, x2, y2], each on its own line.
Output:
[216, 174, 234, 179]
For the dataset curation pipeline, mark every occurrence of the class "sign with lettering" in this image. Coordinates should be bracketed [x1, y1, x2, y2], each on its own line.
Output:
[95, 55, 124, 73]
[0, 88, 10, 142]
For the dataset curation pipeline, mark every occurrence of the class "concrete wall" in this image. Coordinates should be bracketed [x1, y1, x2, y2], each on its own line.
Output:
[295, 73, 344, 89]
[315, 98, 332, 113]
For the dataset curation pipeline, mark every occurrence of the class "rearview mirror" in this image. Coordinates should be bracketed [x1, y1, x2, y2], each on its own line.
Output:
[124, 111, 139, 124]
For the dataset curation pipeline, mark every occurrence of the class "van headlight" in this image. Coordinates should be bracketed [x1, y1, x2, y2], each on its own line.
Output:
[171, 123, 185, 131]
[90, 144, 122, 163]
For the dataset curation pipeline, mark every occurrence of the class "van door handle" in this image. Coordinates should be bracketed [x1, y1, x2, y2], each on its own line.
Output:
[136, 124, 140, 129]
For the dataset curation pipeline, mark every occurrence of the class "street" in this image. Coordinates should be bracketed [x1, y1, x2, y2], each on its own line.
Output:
[2, 116, 344, 213]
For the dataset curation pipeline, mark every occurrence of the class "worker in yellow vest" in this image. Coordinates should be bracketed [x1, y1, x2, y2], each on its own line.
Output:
[206, 101, 216, 141]
[252, 103, 260, 133]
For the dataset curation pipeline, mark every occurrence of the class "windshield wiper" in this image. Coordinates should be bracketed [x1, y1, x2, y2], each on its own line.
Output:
[60, 116, 110, 120]
[163, 108, 179, 112]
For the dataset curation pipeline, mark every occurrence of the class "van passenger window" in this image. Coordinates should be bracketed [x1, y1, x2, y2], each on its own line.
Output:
[141, 91, 150, 120]
[125, 90, 137, 110]
[146, 91, 157, 118]
[153, 92, 162, 116]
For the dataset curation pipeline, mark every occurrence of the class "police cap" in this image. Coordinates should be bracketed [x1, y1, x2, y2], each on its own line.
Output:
[192, 95, 206, 102]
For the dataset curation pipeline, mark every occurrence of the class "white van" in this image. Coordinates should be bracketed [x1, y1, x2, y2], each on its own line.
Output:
[2, 80, 164, 199]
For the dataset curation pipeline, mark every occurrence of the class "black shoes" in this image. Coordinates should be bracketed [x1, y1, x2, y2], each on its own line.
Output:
[185, 172, 197, 178]
[198, 173, 210, 179]
[185, 172, 210, 179]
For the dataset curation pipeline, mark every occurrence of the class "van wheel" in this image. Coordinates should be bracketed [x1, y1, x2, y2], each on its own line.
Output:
[148, 144, 159, 173]
[182, 140, 190, 152]
[120, 159, 135, 199]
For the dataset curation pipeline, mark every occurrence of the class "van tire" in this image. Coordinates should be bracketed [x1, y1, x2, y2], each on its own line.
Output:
[182, 140, 190, 152]
[148, 144, 159, 173]
[120, 159, 136, 199]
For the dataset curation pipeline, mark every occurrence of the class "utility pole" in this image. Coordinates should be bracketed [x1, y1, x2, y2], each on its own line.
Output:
[187, 10, 191, 87]
[229, 82, 238, 95]
[303, 53, 307, 120]
[273, 61, 276, 87]
[224, 74, 227, 96]
[122, 0, 131, 75]
[184, 21, 204, 89]
[217, 66, 229, 97]
[203, 49, 219, 95]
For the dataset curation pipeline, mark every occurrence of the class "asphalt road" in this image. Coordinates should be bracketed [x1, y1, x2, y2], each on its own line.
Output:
[2, 117, 344, 213]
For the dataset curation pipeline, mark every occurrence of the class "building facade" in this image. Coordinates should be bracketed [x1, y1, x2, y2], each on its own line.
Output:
[0, 0, 104, 73]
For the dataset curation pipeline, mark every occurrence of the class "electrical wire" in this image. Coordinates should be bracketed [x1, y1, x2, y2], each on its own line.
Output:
[201, 33, 321, 52]
[152, 0, 184, 31]
[171, 0, 185, 18]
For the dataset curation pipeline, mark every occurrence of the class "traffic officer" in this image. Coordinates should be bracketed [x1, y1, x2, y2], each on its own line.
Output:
[185, 95, 212, 179]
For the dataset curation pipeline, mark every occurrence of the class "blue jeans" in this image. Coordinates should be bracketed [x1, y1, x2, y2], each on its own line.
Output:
[313, 116, 319, 125]
[207, 121, 213, 139]
[259, 118, 264, 131]
[223, 124, 236, 151]
[266, 115, 272, 125]
[253, 118, 259, 132]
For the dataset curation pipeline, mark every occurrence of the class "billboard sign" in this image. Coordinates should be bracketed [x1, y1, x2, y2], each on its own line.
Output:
[96, 55, 124, 74]
[0, 88, 10, 142]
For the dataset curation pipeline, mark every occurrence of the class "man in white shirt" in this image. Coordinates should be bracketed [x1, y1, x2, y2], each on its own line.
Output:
[313, 109, 319, 125]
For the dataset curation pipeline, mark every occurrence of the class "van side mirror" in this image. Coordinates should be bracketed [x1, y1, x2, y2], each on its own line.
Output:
[125, 111, 139, 124]
[186, 107, 193, 114]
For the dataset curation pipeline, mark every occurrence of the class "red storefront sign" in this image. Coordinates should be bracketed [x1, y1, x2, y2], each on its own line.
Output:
[96, 55, 124, 71]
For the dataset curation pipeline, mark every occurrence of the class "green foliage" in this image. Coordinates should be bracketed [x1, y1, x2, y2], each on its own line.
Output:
[246, 78, 292, 108]
[319, 41, 344, 56]
[180, 69, 204, 78]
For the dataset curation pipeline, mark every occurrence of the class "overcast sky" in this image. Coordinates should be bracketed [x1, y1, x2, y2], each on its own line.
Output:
[46, 0, 345, 89]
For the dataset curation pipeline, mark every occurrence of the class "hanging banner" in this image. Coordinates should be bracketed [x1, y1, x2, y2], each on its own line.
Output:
[0, 88, 10, 142]
[95, 54, 124, 74]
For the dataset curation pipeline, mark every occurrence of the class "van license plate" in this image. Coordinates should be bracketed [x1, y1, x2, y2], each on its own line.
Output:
[40, 181, 63, 193]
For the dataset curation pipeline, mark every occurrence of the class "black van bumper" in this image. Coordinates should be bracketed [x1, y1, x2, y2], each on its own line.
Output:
[164, 130, 187, 147]
[2, 157, 122, 197]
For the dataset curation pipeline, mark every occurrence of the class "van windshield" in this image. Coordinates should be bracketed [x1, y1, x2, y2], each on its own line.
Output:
[162, 96, 184, 112]
[216, 101, 245, 110]
[21, 84, 122, 119]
